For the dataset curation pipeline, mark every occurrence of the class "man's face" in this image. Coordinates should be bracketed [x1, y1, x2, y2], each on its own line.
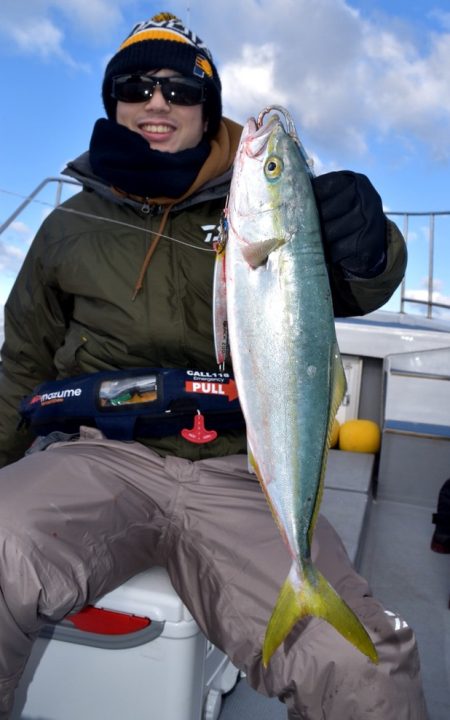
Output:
[116, 68, 207, 153]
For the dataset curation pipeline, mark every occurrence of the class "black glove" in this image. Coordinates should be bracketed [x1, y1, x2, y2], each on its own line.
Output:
[312, 171, 387, 278]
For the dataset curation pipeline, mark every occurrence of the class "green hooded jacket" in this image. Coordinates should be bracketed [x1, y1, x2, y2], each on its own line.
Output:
[0, 118, 406, 468]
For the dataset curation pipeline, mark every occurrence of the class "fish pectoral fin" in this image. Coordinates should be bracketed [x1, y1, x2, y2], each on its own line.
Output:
[241, 237, 285, 268]
[262, 562, 378, 668]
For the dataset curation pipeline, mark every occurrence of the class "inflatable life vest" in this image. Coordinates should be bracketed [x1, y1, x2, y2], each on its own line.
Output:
[20, 368, 244, 443]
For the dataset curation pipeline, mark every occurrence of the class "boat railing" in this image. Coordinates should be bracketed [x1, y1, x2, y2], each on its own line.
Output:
[1, 178, 449, 319]
[387, 210, 450, 319]
[0, 176, 82, 236]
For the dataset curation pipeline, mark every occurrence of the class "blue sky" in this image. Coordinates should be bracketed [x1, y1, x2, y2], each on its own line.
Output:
[1, 0, 450, 342]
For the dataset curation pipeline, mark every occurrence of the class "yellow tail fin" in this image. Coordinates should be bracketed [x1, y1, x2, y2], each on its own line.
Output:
[262, 562, 378, 667]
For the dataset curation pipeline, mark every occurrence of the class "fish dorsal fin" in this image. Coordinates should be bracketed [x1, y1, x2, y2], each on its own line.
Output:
[241, 237, 285, 268]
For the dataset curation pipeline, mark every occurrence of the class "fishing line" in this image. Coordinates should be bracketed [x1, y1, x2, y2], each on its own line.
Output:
[53, 206, 217, 252]
[0, 186, 216, 253]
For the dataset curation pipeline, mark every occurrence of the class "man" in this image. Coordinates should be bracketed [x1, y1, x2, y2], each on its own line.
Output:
[0, 12, 427, 719]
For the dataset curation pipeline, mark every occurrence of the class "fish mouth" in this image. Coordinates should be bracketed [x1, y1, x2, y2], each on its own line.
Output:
[242, 113, 279, 158]
[242, 105, 299, 159]
[243, 105, 314, 175]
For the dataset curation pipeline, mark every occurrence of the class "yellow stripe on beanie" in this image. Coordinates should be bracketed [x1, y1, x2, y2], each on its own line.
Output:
[119, 29, 194, 51]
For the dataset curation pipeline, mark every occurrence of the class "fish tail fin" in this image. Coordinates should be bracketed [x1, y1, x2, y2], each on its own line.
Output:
[262, 562, 378, 667]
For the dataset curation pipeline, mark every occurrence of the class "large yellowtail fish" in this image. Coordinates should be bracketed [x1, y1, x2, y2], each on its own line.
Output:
[213, 106, 378, 667]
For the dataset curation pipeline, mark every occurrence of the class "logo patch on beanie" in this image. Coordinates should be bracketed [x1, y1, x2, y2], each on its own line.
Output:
[194, 55, 213, 79]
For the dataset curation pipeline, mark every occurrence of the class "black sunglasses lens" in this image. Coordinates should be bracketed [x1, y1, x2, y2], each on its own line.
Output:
[112, 76, 205, 105]
[161, 79, 205, 105]
[112, 79, 152, 102]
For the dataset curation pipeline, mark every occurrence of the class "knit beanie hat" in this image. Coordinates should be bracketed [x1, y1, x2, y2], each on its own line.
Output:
[102, 12, 222, 138]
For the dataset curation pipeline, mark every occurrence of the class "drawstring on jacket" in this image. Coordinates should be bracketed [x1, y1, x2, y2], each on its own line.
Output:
[106, 117, 243, 302]
[131, 203, 173, 301]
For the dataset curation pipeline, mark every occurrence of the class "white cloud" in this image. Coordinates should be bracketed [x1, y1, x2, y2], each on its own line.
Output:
[2, 0, 450, 160]
[52, 0, 125, 36]
[0, 0, 449, 165]
[360, 26, 450, 160]
[0, 240, 27, 273]
[221, 43, 287, 120]
[8, 221, 30, 235]
[0, 0, 128, 67]
[404, 285, 450, 317]
[193, 0, 450, 162]
[0, 220, 33, 282]
[9, 16, 63, 58]
[429, 9, 450, 32]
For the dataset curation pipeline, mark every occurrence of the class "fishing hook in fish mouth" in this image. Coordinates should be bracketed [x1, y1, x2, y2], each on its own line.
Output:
[257, 105, 299, 142]
[257, 105, 315, 177]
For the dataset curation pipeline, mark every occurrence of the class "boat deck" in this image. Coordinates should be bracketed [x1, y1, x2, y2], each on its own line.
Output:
[359, 498, 449, 720]
[220, 449, 374, 720]
[220, 450, 450, 720]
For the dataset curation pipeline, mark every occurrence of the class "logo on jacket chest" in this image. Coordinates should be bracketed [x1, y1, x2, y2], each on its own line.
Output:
[200, 223, 220, 245]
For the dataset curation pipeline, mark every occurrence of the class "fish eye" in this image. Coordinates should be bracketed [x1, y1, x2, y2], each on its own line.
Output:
[264, 155, 284, 182]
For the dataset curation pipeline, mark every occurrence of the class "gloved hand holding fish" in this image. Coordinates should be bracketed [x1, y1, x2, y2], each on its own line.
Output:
[213, 106, 378, 667]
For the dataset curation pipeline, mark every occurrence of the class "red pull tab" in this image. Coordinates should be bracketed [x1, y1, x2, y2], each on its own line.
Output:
[181, 411, 218, 444]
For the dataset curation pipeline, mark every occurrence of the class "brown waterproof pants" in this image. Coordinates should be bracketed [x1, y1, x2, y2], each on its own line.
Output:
[0, 428, 428, 719]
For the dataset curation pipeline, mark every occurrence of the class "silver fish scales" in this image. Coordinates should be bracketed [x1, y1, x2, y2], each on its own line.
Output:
[213, 106, 378, 667]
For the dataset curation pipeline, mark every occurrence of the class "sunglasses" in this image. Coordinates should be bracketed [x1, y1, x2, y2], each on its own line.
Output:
[111, 74, 207, 106]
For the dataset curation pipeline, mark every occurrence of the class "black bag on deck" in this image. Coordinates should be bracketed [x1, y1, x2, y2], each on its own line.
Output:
[431, 478, 450, 554]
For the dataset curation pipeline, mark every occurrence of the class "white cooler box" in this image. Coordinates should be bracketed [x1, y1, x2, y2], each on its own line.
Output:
[12, 567, 239, 720]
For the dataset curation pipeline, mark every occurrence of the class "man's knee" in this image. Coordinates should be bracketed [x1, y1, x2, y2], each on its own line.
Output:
[248, 597, 427, 720]
[0, 525, 86, 633]
[301, 610, 425, 719]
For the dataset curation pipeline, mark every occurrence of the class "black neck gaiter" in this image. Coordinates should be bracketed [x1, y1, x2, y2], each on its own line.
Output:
[89, 118, 211, 199]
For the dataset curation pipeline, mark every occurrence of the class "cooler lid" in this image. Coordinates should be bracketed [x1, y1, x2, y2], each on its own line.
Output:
[95, 567, 194, 624]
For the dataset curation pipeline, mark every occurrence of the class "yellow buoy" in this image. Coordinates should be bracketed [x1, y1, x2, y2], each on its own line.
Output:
[329, 418, 340, 448]
[339, 419, 381, 454]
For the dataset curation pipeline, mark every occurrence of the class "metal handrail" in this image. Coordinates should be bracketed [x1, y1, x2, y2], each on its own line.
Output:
[0, 177, 81, 235]
[387, 211, 450, 319]
[1, 179, 449, 319]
